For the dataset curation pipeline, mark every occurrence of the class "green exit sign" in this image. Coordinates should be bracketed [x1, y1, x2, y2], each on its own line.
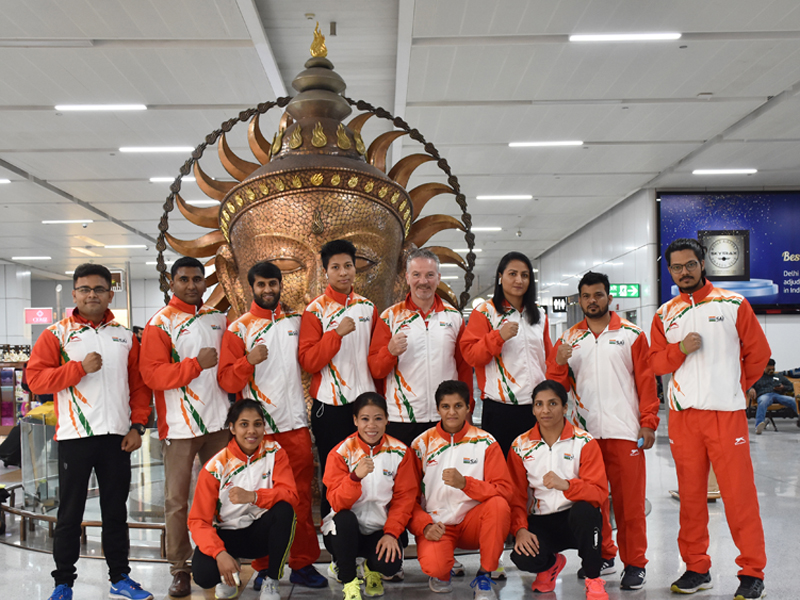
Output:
[610, 283, 640, 298]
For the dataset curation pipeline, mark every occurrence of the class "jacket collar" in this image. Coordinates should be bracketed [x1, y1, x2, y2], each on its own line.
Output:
[405, 293, 444, 318]
[354, 432, 387, 454]
[249, 301, 282, 320]
[678, 278, 714, 303]
[72, 308, 115, 328]
[576, 311, 621, 333]
[529, 419, 575, 443]
[169, 294, 203, 315]
[435, 419, 470, 443]
[228, 436, 265, 462]
[325, 284, 354, 306]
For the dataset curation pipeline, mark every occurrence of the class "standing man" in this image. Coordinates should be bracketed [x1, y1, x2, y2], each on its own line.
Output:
[369, 248, 473, 446]
[547, 271, 659, 590]
[651, 238, 770, 600]
[27, 263, 153, 600]
[140, 256, 231, 598]
[298, 239, 378, 517]
[218, 260, 327, 589]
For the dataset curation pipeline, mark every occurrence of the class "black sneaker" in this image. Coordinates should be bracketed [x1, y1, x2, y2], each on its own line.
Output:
[620, 566, 646, 590]
[734, 575, 765, 599]
[670, 570, 712, 594]
[578, 558, 616, 579]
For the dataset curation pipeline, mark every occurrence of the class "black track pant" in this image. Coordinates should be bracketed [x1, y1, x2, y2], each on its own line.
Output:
[311, 400, 356, 518]
[481, 399, 537, 457]
[323, 510, 403, 583]
[510, 501, 603, 579]
[53, 435, 131, 587]
[385, 421, 437, 447]
[191, 501, 295, 589]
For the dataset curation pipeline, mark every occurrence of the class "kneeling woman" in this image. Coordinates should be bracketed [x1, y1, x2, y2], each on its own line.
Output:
[322, 392, 417, 600]
[507, 381, 609, 600]
[188, 400, 298, 600]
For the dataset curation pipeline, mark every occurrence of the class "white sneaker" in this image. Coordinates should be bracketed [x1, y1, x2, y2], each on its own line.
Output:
[429, 576, 453, 593]
[327, 561, 341, 583]
[452, 560, 465, 577]
[380, 568, 404, 582]
[215, 582, 238, 599]
[491, 554, 506, 580]
[356, 557, 367, 579]
[756, 421, 767, 435]
[259, 577, 280, 600]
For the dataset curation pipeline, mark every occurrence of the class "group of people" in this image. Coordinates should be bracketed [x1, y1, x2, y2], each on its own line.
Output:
[25, 236, 770, 600]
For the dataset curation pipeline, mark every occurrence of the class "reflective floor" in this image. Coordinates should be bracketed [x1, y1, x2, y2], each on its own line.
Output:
[1, 411, 798, 600]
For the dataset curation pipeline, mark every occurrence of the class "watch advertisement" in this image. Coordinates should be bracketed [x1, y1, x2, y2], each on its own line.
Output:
[658, 192, 800, 311]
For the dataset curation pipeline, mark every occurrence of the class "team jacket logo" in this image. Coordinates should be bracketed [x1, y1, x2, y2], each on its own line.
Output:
[262, 470, 272, 479]
[463, 457, 478, 465]
[178, 328, 191, 336]
[734, 437, 746, 445]
[382, 469, 395, 477]
[358, 316, 370, 323]
[708, 315, 725, 323]
[211, 324, 222, 330]
[563, 453, 574, 461]
[630, 449, 639, 457]
[609, 339, 625, 346]
[111, 336, 126, 343]
[572, 343, 581, 350]
[439, 322, 453, 328]
[288, 330, 298, 336]
[668, 322, 680, 331]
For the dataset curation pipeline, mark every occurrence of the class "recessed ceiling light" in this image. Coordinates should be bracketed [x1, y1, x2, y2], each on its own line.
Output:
[185, 200, 221, 207]
[120, 146, 194, 153]
[692, 169, 757, 175]
[150, 176, 196, 183]
[65, 271, 75, 275]
[72, 247, 101, 257]
[13, 256, 51, 260]
[476, 195, 532, 201]
[105, 245, 147, 249]
[146, 260, 175, 265]
[440, 264, 460, 268]
[532, 268, 539, 273]
[75, 235, 105, 246]
[453, 248, 482, 253]
[0, 179, 10, 184]
[471, 227, 502, 232]
[441, 276, 459, 280]
[508, 141, 582, 148]
[43, 219, 94, 224]
[569, 33, 681, 42]
[55, 104, 147, 111]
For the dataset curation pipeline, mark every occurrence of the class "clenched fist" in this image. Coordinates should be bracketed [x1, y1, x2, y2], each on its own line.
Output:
[388, 332, 408, 356]
[197, 347, 218, 369]
[82, 352, 102, 373]
[354, 456, 375, 480]
[555, 344, 573, 366]
[681, 332, 702, 355]
[247, 344, 269, 365]
[336, 317, 356, 337]
[499, 321, 519, 341]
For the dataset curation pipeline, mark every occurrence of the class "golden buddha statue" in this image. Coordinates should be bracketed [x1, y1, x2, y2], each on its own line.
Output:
[159, 24, 474, 316]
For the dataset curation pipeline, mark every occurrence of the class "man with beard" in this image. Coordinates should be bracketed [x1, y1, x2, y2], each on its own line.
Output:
[218, 260, 327, 590]
[650, 238, 769, 599]
[369, 248, 473, 447]
[546, 271, 658, 591]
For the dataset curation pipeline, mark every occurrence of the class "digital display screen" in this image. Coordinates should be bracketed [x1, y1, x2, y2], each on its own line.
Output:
[658, 191, 800, 312]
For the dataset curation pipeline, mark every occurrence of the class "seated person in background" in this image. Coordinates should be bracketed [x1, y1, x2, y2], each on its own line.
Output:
[188, 400, 298, 600]
[323, 392, 418, 600]
[410, 380, 512, 600]
[748, 358, 799, 434]
[508, 380, 609, 600]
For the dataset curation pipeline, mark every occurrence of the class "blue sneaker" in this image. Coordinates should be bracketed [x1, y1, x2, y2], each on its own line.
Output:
[289, 565, 328, 588]
[48, 585, 72, 600]
[253, 569, 268, 591]
[109, 574, 154, 600]
[470, 572, 497, 600]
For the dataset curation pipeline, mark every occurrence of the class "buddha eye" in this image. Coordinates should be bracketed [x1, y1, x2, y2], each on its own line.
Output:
[355, 255, 376, 272]
[268, 258, 304, 274]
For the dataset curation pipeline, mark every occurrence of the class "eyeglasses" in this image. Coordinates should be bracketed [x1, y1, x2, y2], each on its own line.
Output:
[74, 286, 111, 295]
[668, 260, 700, 274]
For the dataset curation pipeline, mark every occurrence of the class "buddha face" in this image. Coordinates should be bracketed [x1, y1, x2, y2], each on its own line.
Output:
[216, 193, 407, 315]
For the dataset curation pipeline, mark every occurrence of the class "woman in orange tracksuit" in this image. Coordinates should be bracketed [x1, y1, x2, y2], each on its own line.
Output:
[323, 392, 418, 600]
[460, 251, 552, 456]
[188, 400, 298, 600]
[507, 380, 609, 600]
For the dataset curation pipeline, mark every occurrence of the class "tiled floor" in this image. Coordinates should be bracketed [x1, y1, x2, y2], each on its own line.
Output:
[1, 413, 798, 599]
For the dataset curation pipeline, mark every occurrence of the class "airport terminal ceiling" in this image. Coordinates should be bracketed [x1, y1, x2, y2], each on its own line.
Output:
[3, 0, 800, 301]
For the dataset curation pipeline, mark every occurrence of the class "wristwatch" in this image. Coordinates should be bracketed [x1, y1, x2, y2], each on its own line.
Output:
[130, 423, 146, 436]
